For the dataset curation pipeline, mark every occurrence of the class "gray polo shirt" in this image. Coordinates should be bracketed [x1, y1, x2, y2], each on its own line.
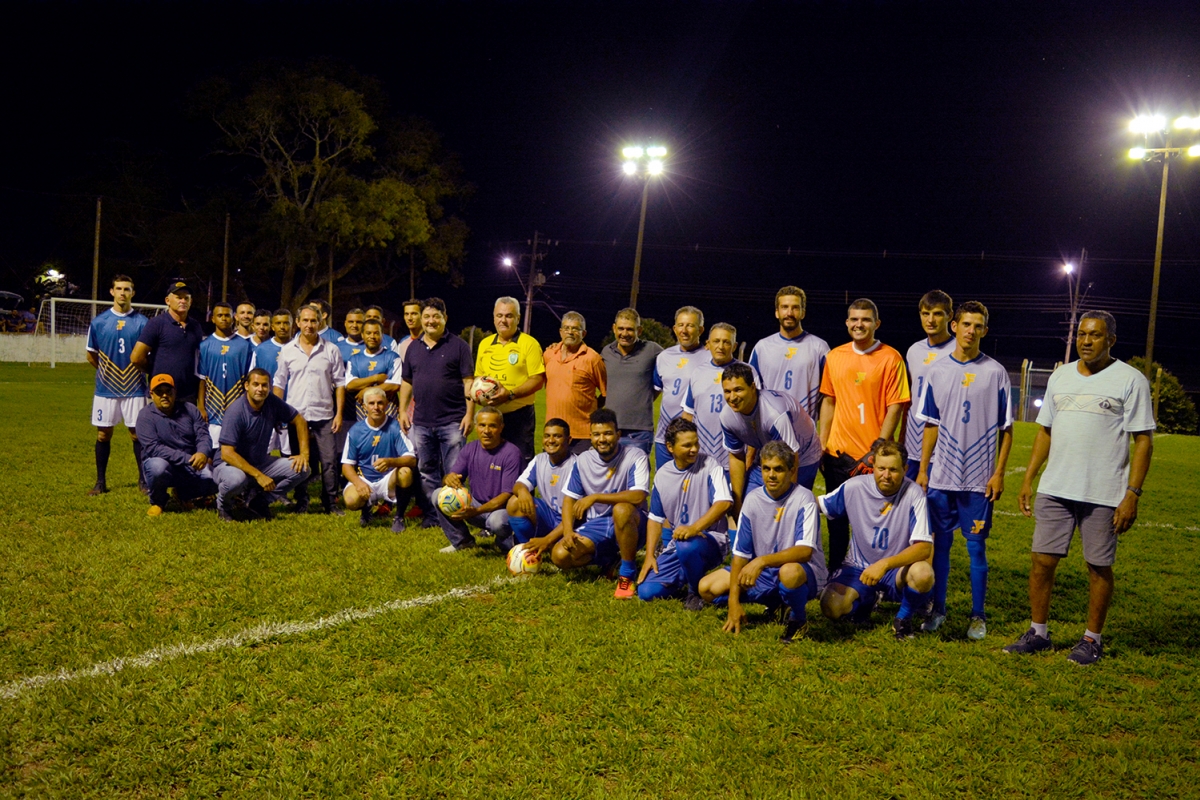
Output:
[601, 339, 663, 433]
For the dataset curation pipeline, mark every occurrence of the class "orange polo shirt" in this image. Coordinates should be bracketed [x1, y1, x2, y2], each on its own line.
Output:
[543, 342, 607, 439]
[818, 340, 910, 459]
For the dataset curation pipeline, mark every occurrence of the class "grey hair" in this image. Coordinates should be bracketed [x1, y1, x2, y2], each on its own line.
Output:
[562, 311, 586, 330]
[759, 440, 796, 472]
[710, 322, 737, 342]
[1080, 310, 1116, 338]
[614, 307, 640, 326]
[494, 297, 522, 316]
[675, 305, 705, 328]
[362, 386, 388, 403]
[475, 406, 504, 425]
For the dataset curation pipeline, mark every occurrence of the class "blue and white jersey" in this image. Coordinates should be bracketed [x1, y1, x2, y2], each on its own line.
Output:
[653, 344, 704, 444]
[915, 353, 1013, 494]
[344, 347, 402, 419]
[682, 358, 758, 469]
[516, 451, 578, 514]
[749, 331, 829, 418]
[650, 453, 733, 553]
[197, 334, 253, 425]
[732, 484, 826, 592]
[563, 446, 651, 520]
[250, 338, 285, 380]
[318, 327, 340, 345]
[380, 331, 396, 351]
[340, 416, 413, 483]
[720, 388, 823, 468]
[819, 474, 932, 570]
[86, 308, 148, 398]
[905, 336, 955, 463]
[336, 337, 365, 364]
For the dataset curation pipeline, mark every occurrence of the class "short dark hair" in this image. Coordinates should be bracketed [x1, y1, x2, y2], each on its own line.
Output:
[849, 298, 879, 319]
[366, 305, 385, 315]
[272, 308, 293, 320]
[954, 301, 989, 326]
[873, 439, 908, 464]
[345, 307, 365, 318]
[544, 417, 570, 434]
[919, 290, 954, 314]
[212, 302, 233, 313]
[309, 299, 331, 316]
[403, 298, 423, 310]
[422, 297, 448, 316]
[775, 286, 806, 309]
[759, 440, 796, 472]
[362, 319, 383, 329]
[1080, 310, 1116, 338]
[247, 367, 271, 383]
[665, 417, 697, 446]
[589, 408, 619, 430]
[721, 361, 757, 387]
[111, 274, 134, 287]
[253, 310, 271, 320]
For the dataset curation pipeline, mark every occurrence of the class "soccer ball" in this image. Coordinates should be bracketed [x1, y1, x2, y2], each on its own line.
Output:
[470, 375, 501, 404]
[436, 485, 471, 514]
[506, 544, 541, 576]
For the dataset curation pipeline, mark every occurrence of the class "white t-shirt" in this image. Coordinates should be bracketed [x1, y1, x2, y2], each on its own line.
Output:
[1035, 359, 1155, 507]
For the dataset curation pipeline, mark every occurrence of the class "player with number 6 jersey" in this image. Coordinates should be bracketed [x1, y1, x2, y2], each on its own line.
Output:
[749, 286, 829, 419]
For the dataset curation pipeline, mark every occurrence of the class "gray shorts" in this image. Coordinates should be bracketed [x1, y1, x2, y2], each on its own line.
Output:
[1032, 494, 1118, 567]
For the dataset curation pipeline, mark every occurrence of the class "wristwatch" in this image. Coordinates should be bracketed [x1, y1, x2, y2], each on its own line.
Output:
[1127, 485, 1143, 497]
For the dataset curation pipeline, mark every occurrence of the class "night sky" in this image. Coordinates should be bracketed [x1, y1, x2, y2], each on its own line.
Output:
[5, 0, 1200, 385]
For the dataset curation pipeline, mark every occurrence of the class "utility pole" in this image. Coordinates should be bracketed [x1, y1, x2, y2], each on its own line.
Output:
[524, 232, 544, 334]
[91, 197, 101, 318]
[221, 212, 230, 302]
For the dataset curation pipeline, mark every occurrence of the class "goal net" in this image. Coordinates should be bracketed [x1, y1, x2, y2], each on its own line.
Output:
[35, 297, 168, 367]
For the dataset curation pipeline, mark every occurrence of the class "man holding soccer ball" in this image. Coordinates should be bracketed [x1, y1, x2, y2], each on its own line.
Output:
[436, 407, 521, 553]
[475, 296, 546, 465]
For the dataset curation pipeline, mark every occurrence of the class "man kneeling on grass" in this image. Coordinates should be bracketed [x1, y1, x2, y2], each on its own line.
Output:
[698, 441, 826, 642]
[136, 373, 216, 516]
[341, 387, 418, 530]
[506, 418, 577, 557]
[818, 440, 935, 640]
[637, 418, 733, 609]
[437, 407, 521, 554]
[552, 408, 650, 599]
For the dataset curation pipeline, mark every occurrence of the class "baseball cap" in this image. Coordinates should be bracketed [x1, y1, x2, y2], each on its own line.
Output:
[150, 374, 175, 392]
[167, 279, 192, 295]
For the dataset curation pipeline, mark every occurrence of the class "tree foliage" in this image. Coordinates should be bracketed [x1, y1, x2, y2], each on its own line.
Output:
[1127, 357, 1198, 435]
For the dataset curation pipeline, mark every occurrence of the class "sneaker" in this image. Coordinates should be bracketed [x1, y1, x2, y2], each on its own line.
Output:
[613, 576, 636, 599]
[217, 508, 237, 523]
[893, 616, 916, 641]
[420, 516, 441, 530]
[438, 543, 474, 554]
[1003, 627, 1052, 654]
[683, 593, 705, 612]
[1067, 636, 1104, 666]
[247, 495, 273, 520]
[921, 612, 947, 633]
[147, 505, 164, 517]
[780, 612, 808, 643]
[324, 506, 346, 517]
[288, 500, 310, 514]
[391, 512, 407, 533]
[87, 482, 108, 496]
[359, 507, 373, 528]
[967, 616, 987, 641]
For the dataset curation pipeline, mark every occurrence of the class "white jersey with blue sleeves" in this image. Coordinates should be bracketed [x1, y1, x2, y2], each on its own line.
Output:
[749, 331, 829, 418]
[916, 353, 1013, 494]
[516, 451, 578, 515]
[649, 454, 733, 552]
[905, 336, 955, 462]
[681, 358, 756, 469]
[345, 347, 402, 419]
[87, 309, 149, 398]
[732, 484, 826, 592]
[563, 446, 650, 520]
[653, 344, 704, 443]
[819, 474, 932, 570]
[719, 388, 823, 468]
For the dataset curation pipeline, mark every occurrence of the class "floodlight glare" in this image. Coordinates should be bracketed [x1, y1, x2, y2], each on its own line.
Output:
[622, 146, 644, 159]
[622, 161, 638, 176]
[647, 159, 664, 176]
[1129, 147, 1147, 160]
[1130, 115, 1167, 134]
[1189, 144, 1200, 157]
[1174, 116, 1200, 131]
[646, 146, 667, 158]
[502, 257, 513, 267]
[1063, 262, 1074, 274]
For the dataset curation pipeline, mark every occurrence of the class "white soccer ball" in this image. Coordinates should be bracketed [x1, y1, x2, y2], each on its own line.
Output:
[470, 375, 501, 404]
[436, 485, 471, 514]
[506, 544, 541, 576]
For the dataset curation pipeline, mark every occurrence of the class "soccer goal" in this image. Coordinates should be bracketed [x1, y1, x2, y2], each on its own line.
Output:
[35, 297, 168, 368]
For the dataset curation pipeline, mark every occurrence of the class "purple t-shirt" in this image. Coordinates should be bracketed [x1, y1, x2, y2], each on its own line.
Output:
[401, 334, 474, 427]
[218, 394, 299, 469]
[452, 439, 521, 504]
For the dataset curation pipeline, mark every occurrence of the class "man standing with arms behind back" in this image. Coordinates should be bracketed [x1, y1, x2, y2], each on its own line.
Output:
[818, 298, 910, 571]
[475, 296, 545, 465]
[131, 279, 205, 405]
[652, 306, 705, 468]
[601, 307, 663, 456]
[904, 290, 955, 479]
[543, 311, 607, 454]
[1005, 311, 1154, 666]
[750, 286, 829, 420]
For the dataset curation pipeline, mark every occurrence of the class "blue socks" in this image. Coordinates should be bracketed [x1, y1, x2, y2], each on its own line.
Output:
[897, 585, 930, 621]
[931, 528, 953, 615]
[620, 559, 638, 580]
[966, 537, 988, 619]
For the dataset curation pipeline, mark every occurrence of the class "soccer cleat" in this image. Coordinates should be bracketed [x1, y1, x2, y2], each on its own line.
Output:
[921, 613, 947, 633]
[893, 616, 916, 641]
[247, 495, 273, 520]
[147, 505, 163, 517]
[1003, 627, 1052, 655]
[780, 611, 808, 643]
[87, 482, 108, 496]
[391, 511, 407, 533]
[967, 616, 987, 641]
[683, 592, 705, 612]
[324, 506, 346, 517]
[1067, 636, 1104, 666]
[359, 506, 373, 528]
[613, 577, 636, 599]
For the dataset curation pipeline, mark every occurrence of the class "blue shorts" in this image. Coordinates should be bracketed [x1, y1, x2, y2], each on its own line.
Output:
[719, 562, 819, 607]
[926, 489, 992, 539]
[828, 565, 903, 606]
[653, 441, 672, 471]
[525, 497, 562, 539]
[906, 459, 921, 480]
[638, 533, 724, 598]
[576, 509, 648, 566]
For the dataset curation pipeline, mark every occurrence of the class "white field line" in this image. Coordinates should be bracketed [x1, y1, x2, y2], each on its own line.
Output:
[1, 576, 518, 702]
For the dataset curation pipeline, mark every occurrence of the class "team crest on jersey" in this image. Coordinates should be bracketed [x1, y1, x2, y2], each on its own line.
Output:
[962, 373, 976, 387]
[116, 320, 126, 330]
[352, 348, 362, 356]
[855, 372, 866, 385]
[550, 475, 559, 486]
[508, 352, 519, 365]
[785, 347, 797, 360]
[490, 463, 503, 471]
[372, 435, 381, 447]
[220, 345, 230, 355]
[682, 477, 691, 492]
[971, 519, 986, 534]
[880, 502, 893, 516]
[773, 506, 785, 522]
[676, 358, 688, 369]
[923, 352, 938, 364]
[605, 467, 615, 480]
[368, 360, 377, 371]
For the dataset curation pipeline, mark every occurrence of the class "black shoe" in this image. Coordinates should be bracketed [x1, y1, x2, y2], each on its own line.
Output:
[138, 481, 151, 496]
[324, 506, 345, 517]
[780, 612, 808, 644]
[248, 495, 273, 520]
[1067, 636, 1104, 666]
[217, 508, 237, 523]
[392, 509, 407, 533]
[1003, 627, 1053, 655]
[359, 506, 373, 528]
[87, 482, 108, 496]
[683, 593, 705, 612]
[288, 500, 310, 514]
[893, 616, 916, 641]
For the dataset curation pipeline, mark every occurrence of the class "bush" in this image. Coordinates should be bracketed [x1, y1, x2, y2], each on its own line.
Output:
[459, 326, 492, 361]
[1128, 357, 1198, 435]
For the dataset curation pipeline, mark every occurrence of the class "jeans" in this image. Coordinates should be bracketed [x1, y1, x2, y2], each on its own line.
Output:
[439, 506, 512, 550]
[213, 458, 309, 513]
[290, 418, 339, 510]
[619, 429, 653, 454]
[142, 457, 216, 508]
[409, 423, 466, 511]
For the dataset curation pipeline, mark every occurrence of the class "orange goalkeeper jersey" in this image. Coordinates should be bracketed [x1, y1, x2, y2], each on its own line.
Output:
[818, 340, 910, 459]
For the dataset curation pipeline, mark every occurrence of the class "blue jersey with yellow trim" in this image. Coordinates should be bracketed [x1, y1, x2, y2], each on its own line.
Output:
[341, 416, 411, 483]
[197, 334, 253, 425]
[345, 347, 401, 419]
[86, 308, 148, 398]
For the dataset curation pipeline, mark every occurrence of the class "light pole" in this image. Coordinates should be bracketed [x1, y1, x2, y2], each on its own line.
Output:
[502, 231, 552, 333]
[621, 144, 667, 310]
[1062, 253, 1092, 363]
[1128, 114, 1200, 378]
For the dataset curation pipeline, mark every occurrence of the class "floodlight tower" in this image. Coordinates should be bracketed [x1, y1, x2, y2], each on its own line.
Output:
[1127, 114, 1200, 378]
[1062, 253, 1092, 363]
[621, 144, 667, 310]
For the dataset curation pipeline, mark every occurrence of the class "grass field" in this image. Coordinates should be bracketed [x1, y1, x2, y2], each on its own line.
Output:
[1, 362, 1198, 798]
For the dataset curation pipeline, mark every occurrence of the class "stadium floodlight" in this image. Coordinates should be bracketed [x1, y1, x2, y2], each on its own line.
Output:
[622, 146, 644, 160]
[619, 142, 669, 310]
[1129, 147, 1147, 160]
[1130, 114, 1167, 134]
[502, 257, 513, 267]
[1063, 262, 1074, 274]
[647, 159, 664, 176]
[646, 145, 667, 158]
[1189, 144, 1200, 157]
[622, 160, 638, 176]
[1174, 115, 1200, 130]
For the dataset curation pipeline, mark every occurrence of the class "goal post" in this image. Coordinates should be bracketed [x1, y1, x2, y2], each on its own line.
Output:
[36, 297, 168, 368]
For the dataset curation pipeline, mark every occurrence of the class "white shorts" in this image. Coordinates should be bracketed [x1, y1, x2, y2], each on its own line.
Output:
[92, 396, 147, 429]
[208, 424, 222, 448]
[353, 471, 397, 505]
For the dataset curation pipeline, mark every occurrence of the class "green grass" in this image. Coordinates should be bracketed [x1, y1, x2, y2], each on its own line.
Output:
[1, 363, 1198, 797]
